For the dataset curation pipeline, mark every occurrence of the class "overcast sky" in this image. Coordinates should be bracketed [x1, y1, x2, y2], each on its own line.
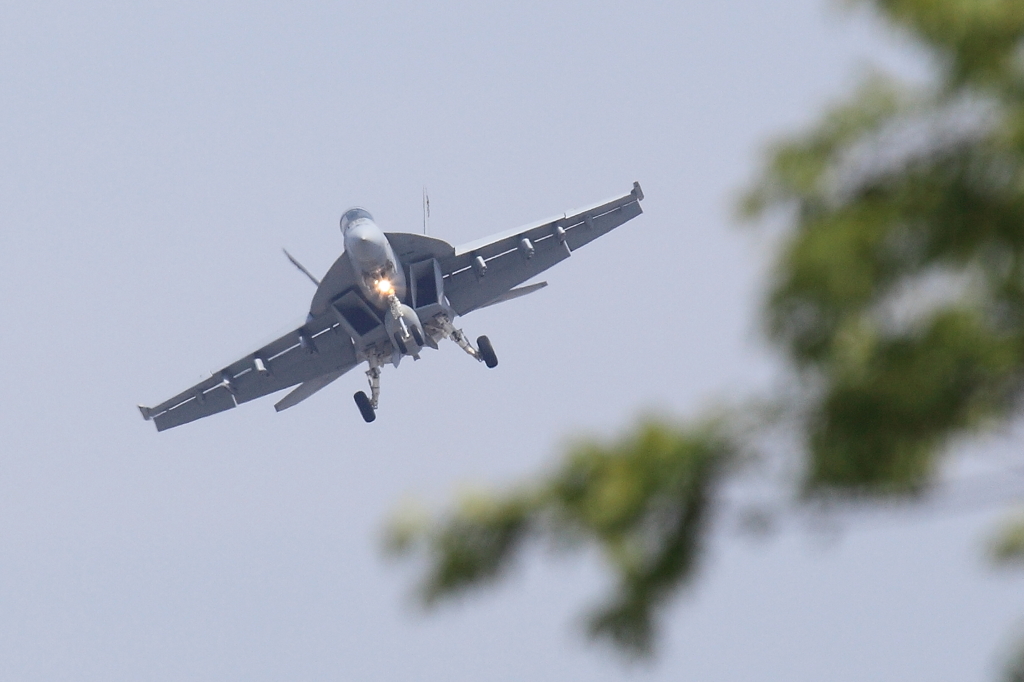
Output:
[1, 1, 1021, 680]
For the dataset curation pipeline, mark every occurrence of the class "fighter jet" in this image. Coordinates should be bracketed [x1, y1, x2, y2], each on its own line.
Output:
[139, 182, 644, 430]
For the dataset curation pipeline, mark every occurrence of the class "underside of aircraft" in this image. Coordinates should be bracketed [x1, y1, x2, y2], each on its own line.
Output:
[139, 182, 644, 430]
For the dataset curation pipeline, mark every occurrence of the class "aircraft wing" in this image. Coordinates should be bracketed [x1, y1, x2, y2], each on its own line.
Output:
[140, 320, 358, 431]
[441, 182, 644, 316]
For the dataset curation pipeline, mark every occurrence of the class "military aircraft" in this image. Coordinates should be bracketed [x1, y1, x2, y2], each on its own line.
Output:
[139, 182, 644, 430]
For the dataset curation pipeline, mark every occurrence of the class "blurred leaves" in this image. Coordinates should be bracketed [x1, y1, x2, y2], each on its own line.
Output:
[387, 491, 537, 604]
[742, 1, 1024, 494]
[392, 0, 1024, 662]
[1006, 647, 1024, 682]
[387, 420, 734, 656]
[990, 514, 1024, 565]
[852, 0, 1024, 86]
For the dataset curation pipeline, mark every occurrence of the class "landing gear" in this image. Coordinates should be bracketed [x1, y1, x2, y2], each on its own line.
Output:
[354, 391, 376, 422]
[437, 315, 498, 368]
[394, 333, 409, 356]
[438, 316, 481, 360]
[356, 317, 497, 423]
[355, 361, 381, 422]
[477, 335, 498, 368]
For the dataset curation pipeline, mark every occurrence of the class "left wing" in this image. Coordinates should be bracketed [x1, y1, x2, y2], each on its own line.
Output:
[140, 321, 358, 431]
[440, 182, 644, 316]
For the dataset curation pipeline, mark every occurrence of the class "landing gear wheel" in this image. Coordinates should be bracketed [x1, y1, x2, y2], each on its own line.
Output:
[354, 391, 376, 423]
[477, 335, 498, 368]
[394, 333, 408, 356]
[411, 326, 424, 347]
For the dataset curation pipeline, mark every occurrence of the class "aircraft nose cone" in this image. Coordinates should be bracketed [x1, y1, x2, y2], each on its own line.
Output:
[346, 225, 388, 267]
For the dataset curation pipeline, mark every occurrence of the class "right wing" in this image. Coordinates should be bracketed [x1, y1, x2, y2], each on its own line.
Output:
[140, 321, 358, 431]
[439, 182, 644, 316]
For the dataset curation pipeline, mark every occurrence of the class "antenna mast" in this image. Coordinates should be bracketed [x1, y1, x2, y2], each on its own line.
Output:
[422, 186, 430, 235]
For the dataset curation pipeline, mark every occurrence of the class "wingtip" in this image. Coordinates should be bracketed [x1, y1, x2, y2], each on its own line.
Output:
[632, 181, 644, 202]
[138, 405, 153, 421]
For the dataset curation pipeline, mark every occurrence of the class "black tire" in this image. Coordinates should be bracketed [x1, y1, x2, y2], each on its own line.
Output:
[354, 391, 376, 423]
[477, 335, 498, 368]
[394, 333, 408, 356]
[411, 326, 424, 347]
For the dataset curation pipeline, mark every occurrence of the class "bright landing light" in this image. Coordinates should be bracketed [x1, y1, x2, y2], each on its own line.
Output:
[376, 279, 394, 295]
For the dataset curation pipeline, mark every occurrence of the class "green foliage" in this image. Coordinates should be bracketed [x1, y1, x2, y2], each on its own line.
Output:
[990, 514, 1024, 565]
[552, 421, 729, 653]
[742, 0, 1024, 492]
[393, 0, 1024, 660]
[387, 492, 537, 604]
[853, 0, 1024, 85]
[809, 308, 1019, 489]
[1004, 640, 1024, 682]
[387, 420, 733, 656]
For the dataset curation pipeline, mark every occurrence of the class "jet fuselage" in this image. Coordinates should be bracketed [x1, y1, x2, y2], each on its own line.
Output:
[340, 208, 407, 306]
[340, 207, 425, 365]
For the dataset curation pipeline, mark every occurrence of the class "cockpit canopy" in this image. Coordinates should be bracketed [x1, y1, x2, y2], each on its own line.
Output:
[340, 207, 374, 233]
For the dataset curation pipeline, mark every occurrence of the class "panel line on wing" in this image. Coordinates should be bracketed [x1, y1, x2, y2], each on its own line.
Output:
[269, 343, 301, 362]
[446, 198, 636, 277]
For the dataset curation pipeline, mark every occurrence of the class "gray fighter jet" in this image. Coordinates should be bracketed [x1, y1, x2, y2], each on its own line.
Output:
[139, 182, 644, 429]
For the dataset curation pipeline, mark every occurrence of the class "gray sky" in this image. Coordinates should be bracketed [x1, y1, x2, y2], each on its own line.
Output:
[0, 1, 1019, 680]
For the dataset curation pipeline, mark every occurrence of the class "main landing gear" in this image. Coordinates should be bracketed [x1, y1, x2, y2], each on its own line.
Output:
[437, 317, 498, 368]
[354, 362, 381, 423]
[353, 317, 498, 423]
[354, 390, 375, 422]
[476, 335, 498, 368]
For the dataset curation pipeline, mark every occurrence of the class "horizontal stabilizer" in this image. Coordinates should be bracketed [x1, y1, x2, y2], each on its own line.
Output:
[478, 282, 548, 310]
[274, 370, 345, 412]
